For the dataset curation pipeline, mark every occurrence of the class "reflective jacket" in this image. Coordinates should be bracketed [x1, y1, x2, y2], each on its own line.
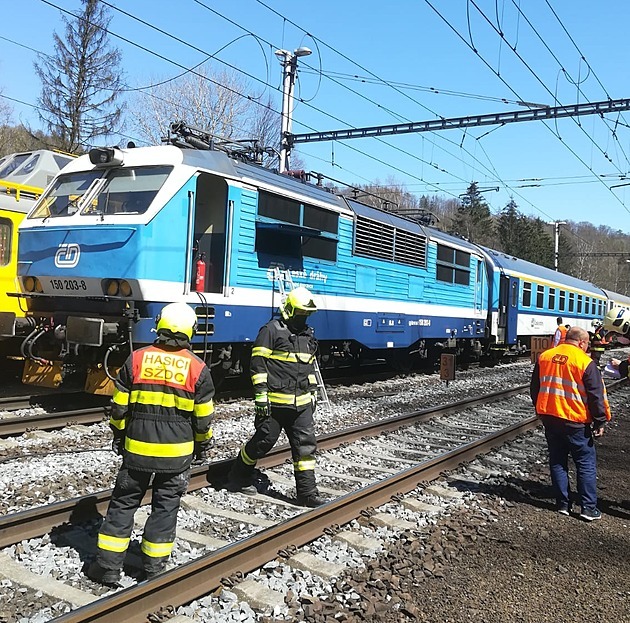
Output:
[251, 318, 318, 409]
[530, 343, 611, 426]
[553, 325, 568, 347]
[109, 339, 215, 473]
[589, 326, 608, 353]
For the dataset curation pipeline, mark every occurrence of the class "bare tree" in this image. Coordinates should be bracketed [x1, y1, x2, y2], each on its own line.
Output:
[35, 0, 124, 153]
[130, 65, 281, 155]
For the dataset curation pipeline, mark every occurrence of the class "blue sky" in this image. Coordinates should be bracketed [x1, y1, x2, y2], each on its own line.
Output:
[1, 0, 630, 234]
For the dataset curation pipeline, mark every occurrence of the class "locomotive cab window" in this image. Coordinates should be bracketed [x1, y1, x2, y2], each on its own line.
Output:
[255, 190, 338, 262]
[81, 166, 171, 215]
[436, 244, 470, 285]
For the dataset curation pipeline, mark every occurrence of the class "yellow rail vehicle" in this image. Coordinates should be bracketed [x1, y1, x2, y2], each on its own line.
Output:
[0, 150, 75, 356]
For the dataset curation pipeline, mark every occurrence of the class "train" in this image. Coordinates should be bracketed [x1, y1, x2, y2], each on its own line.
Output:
[0, 148, 76, 352]
[0, 123, 628, 394]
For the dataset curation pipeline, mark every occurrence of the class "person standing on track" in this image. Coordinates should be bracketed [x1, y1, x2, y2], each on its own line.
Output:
[226, 286, 325, 508]
[87, 302, 215, 586]
[530, 326, 611, 521]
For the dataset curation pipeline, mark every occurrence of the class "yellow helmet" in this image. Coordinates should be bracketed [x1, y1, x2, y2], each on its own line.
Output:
[603, 306, 630, 336]
[280, 286, 317, 320]
[156, 302, 197, 340]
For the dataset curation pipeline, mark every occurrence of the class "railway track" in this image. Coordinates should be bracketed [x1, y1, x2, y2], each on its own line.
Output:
[3, 381, 626, 622]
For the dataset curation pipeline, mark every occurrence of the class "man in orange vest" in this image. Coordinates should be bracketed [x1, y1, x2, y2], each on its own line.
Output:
[552, 316, 569, 347]
[530, 326, 611, 521]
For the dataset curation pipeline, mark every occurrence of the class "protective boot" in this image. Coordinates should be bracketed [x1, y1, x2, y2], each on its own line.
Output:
[225, 455, 257, 495]
[295, 469, 326, 507]
[86, 561, 121, 587]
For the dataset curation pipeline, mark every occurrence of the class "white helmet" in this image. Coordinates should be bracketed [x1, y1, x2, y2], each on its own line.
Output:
[603, 307, 630, 337]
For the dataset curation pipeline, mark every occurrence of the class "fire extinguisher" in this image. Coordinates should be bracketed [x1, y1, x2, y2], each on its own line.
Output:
[194, 253, 206, 292]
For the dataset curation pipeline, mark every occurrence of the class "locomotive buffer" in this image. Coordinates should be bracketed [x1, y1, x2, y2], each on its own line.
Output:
[272, 267, 331, 413]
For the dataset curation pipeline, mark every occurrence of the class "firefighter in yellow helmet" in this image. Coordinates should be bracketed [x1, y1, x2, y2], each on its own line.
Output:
[87, 302, 215, 586]
[226, 286, 325, 507]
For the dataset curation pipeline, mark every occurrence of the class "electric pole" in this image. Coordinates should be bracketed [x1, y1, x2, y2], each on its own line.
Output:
[549, 221, 566, 271]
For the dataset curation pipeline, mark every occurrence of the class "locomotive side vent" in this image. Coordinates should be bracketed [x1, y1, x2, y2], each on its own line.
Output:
[354, 215, 427, 268]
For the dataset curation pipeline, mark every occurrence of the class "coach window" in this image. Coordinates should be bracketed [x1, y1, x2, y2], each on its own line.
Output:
[559, 290, 566, 312]
[548, 287, 556, 310]
[591, 299, 597, 315]
[577, 295, 583, 314]
[568, 292, 575, 313]
[436, 245, 470, 285]
[0, 218, 11, 266]
[598, 300, 604, 316]
[536, 284, 544, 308]
[522, 282, 532, 307]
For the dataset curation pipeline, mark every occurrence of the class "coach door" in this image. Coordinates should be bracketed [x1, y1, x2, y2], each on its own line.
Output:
[498, 274, 519, 344]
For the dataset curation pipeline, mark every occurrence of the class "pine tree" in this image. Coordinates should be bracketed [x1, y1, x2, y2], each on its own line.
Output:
[35, 0, 124, 152]
[452, 182, 495, 245]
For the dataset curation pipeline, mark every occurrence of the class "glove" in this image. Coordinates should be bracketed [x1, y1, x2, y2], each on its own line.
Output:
[112, 437, 124, 456]
[193, 441, 211, 465]
[254, 400, 270, 419]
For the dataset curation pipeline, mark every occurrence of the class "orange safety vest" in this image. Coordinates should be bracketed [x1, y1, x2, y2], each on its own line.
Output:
[536, 343, 611, 424]
[553, 325, 568, 346]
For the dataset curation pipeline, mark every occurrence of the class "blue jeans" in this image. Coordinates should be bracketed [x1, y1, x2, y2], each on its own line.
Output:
[541, 416, 598, 512]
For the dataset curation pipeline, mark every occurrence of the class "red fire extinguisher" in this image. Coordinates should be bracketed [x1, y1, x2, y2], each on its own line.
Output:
[194, 253, 206, 292]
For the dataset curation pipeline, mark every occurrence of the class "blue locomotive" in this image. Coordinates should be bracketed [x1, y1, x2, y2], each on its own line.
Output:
[0, 125, 626, 393]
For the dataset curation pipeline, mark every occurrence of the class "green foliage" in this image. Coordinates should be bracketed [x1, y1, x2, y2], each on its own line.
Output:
[451, 182, 495, 244]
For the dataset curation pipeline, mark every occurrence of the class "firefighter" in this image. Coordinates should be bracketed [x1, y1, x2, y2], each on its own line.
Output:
[226, 286, 325, 508]
[87, 302, 215, 586]
[588, 319, 608, 368]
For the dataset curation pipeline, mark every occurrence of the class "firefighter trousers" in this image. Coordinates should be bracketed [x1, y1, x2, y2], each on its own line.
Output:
[96, 467, 190, 574]
[238, 403, 318, 497]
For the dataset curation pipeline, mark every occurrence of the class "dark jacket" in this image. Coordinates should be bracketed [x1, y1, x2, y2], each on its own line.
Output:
[250, 318, 318, 409]
[109, 336, 214, 473]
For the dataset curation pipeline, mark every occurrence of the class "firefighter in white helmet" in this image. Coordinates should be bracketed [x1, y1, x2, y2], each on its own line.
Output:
[87, 302, 215, 586]
[226, 286, 325, 507]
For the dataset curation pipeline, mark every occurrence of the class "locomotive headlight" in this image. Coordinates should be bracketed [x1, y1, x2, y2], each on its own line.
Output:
[34, 278, 43, 293]
[23, 276, 35, 292]
[105, 279, 120, 296]
[119, 280, 132, 297]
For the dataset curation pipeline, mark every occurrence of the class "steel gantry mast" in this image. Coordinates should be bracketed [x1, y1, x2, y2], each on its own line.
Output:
[288, 98, 630, 146]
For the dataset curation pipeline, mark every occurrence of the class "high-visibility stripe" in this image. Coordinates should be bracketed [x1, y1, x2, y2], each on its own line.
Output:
[141, 538, 174, 558]
[268, 391, 313, 406]
[251, 372, 267, 384]
[294, 457, 316, 472]
[193, 401, 214, 417]
[308, 374, 317, 385]
[112, 388, 129, 406]
[194, 429, 214, 442]
[255, 392, 268, 402]
[252, 347, 314, 363]
[252, 346, 272, 358]
[97, 533, 130, 553]
[538, 375, 587, 401]
[109, 416, 126, 430]
[130, 390, 194, 412]
[240, 445, 257, 466]
[125, 437, 194, 457]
